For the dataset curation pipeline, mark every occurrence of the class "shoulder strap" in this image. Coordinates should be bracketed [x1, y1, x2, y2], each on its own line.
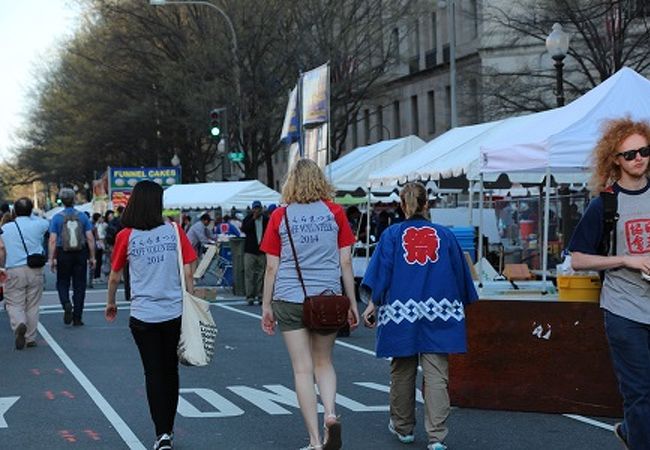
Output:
[283, 210, 308, 298]
[14, 221, 30, 256]
[599, 191, 619, 256]
[172, 223, 188, 293]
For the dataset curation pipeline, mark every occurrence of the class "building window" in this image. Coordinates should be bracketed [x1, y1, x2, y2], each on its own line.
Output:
[427, 90, 436, 134]
[409, 19, 420, 57]
[411, 95, 419, 135]
[391, 27, 400, 60]
[364, 109, 371, 144]
[445, 85, 452, 130]
[377, 106, 384, 140]
[393, 100, 401, 137]
[430, 12, 437, 50]
[352, 115, 359, 148]
[469, 0, 478, 38]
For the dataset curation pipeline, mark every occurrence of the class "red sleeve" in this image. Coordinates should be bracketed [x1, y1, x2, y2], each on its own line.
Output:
[260, 206, 285, 256]
[178, 226, 198, 264]
[111, 228, 132, 271]
[325, 201, 356, 248]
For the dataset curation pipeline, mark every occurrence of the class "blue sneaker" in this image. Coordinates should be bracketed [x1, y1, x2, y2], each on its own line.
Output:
[388, 420, 415, 444]
[614, 423, 628, 449]
[428, 443, 448, 450]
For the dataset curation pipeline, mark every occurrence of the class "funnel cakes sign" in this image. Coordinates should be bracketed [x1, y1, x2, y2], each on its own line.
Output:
[109, 166, 181, 208]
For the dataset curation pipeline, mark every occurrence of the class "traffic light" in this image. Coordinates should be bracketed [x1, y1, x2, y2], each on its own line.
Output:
[209, 108, 223, 141]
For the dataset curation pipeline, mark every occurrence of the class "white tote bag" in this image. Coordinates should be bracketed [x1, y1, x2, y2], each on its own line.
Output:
[173, 223, 218, 367]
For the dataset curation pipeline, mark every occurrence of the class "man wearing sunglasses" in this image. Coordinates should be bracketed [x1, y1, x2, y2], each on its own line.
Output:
[568, 118, 650, 450]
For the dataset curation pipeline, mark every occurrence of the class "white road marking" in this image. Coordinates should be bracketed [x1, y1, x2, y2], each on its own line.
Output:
[215, 301, 619, 433]
[0, 397, 20, 428]
[37, 323, 146, 449]
[562, 414, 614, 431]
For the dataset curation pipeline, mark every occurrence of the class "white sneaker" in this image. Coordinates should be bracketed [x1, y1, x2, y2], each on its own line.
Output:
[388, 419, 415, 444]
[153, 433, 172, 450]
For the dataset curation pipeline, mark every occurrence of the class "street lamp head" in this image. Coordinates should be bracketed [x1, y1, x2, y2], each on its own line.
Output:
[149, 0, 167, 5]
[546, 23, 570, 61]
[171, 153, 181, 167]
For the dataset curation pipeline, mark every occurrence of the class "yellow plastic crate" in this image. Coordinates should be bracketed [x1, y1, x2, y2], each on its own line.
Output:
[557, 275, 601, 303]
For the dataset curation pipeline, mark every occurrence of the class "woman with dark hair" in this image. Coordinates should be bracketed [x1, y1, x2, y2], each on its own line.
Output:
[361, 182, 478, 450]
[104, 180, 197, 450]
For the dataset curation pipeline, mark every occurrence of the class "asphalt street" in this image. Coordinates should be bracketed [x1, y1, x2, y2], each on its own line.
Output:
[0, 276, 624, 450]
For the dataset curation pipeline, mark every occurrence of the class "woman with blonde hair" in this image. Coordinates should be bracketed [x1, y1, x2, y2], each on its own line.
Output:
[260, 158, 359, 450]
[361, 182, 478, 450]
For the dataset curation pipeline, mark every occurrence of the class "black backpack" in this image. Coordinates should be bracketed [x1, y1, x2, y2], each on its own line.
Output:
[61, 212, 86, 251]
[597, 190, 619, 257]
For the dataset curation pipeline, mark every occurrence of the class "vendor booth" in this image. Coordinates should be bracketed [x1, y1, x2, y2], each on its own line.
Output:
[164, 180, 280, 295]
[163, 180, 281, 210]
[357, 69, 650, 417]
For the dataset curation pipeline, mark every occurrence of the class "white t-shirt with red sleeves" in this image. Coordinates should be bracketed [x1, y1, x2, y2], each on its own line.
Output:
[260, 200, 356, 303]
[112, 223, 197, 322]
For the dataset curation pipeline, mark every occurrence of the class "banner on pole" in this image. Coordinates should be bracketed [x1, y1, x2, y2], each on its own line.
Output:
[301, 63, 329, 127]
[280, 86, 300, 144]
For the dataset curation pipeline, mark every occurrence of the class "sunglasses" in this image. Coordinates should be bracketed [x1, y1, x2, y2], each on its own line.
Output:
[616, 145, 650, 161]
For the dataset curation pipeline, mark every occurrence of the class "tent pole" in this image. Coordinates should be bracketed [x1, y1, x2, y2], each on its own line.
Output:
[478, 174, 484, 288]
[542, 167, 551, 294]
[468, 181, 473, 222]
[366, 188, 371, 268]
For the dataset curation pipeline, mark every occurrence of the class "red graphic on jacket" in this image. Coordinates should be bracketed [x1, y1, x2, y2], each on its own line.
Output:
[625, 219, 650, 254]
[402, 226, 440, 265]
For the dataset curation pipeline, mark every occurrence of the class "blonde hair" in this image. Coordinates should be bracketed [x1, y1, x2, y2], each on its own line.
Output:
[399, 182, 429, 219]
[281, 158, 335, 204]
[589, 117, 650, 195]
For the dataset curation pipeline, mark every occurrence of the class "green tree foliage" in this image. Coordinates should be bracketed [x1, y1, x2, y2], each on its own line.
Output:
[11, 0, 414, 187]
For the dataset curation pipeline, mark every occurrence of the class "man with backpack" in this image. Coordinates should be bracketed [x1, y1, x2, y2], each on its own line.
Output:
[48, 188, 96, 326]
[569, 118, 650, 449]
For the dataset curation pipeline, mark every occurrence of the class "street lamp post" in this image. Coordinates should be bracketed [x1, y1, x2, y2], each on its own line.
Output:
[546, 23, 573, 248]
[545, 23, 570, 107]
[149, 0, 245, 163]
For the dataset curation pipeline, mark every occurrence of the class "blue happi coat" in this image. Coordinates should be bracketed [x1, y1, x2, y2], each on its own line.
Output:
[362, 217, 478, 358]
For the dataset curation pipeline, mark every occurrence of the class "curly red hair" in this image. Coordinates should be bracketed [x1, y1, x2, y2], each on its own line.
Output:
[589, 117, 650, 195]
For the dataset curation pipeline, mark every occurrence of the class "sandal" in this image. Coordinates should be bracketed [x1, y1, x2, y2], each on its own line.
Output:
[322, 414, 342, 450]
[299, 445, 322, 450]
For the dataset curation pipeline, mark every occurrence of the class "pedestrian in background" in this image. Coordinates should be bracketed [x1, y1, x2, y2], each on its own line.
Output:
[48, 188, 96, 326]
[187, 212, 213, 256]
[361, 182, 478, 450]
[105, 180, 197, 450]
[241, 200, 268, 305]
[92, 212, 106, 282]
[569, 118, 650, 449]
[0, 198, 49, 349]
[260, 158, 359, 450]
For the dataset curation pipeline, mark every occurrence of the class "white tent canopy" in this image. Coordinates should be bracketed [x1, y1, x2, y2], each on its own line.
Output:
[44, 202, 93, 220]
[368, 117, 588, 188]
[481, 67, 650, 174]
[325, 135, 425, 192]
[163, 180, 281, 210]
[368, 121, 501, 186]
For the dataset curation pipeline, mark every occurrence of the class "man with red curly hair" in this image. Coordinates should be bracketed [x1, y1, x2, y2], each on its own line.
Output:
[569, 118, 650, 449]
